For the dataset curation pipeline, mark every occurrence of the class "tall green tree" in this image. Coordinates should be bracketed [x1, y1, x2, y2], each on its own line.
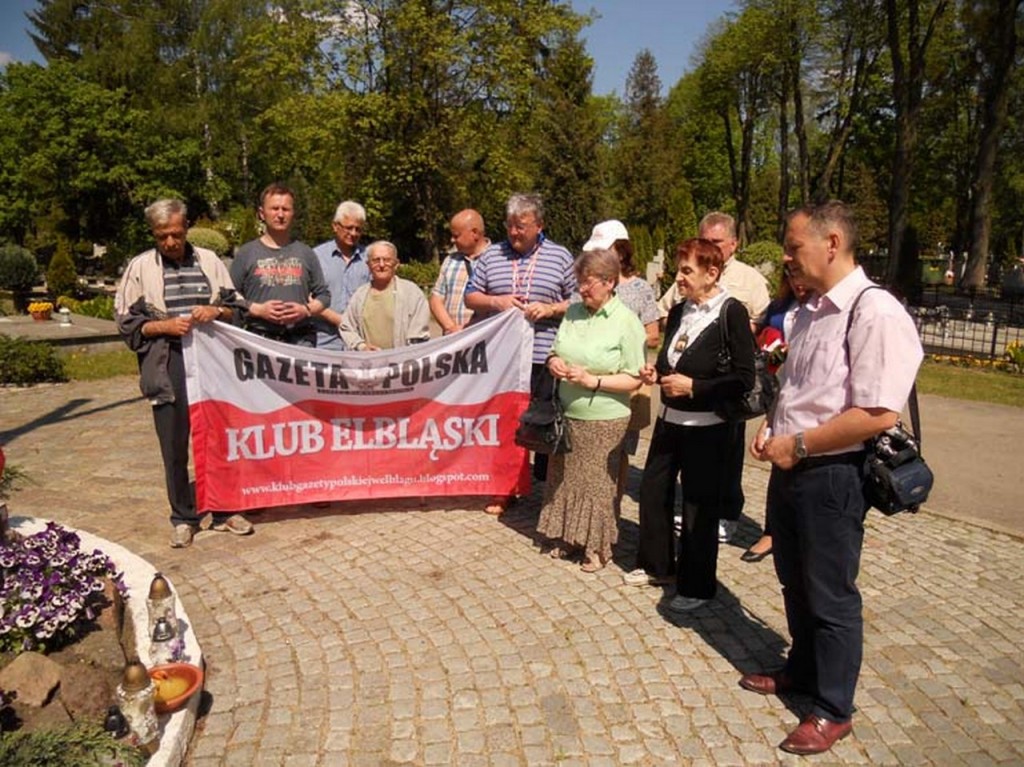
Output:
[962, 0, 1023, 289]
[612, 50, 683, 238]
[323, 0, 587, 260]
[529, 33, 605, 251]
[885, 0, 951, 294]
[0, 62, 195, 249]
[700, 8, 780, 243]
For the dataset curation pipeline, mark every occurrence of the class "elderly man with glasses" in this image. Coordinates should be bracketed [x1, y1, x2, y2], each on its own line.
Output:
[313, 200, 371, 349]
[463, 193, 576, 502]
[339, 240, 430, 351]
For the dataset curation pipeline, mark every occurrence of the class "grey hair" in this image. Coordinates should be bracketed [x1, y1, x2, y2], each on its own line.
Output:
[334, 200, 367, 224]
[506, 193, 544, 225]
[366, 240, 399, 262]
[698, 211, 736, 239]
[145, 199, 187, 229]
[574, 249, 620, 284]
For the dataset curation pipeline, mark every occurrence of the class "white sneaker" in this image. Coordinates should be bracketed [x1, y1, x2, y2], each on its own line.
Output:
[718, 520, 737, 543]
[623, 568, 673, 587]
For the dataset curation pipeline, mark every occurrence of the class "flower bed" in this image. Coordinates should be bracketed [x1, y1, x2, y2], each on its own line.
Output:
[0, 522, 123, 653]
[2, 518, 203, 766]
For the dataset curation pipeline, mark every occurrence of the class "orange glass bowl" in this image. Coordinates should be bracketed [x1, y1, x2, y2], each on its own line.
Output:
[148, 663, 204, 714]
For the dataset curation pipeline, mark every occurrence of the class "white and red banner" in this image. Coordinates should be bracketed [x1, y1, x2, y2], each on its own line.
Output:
[183, 310, 533, 512]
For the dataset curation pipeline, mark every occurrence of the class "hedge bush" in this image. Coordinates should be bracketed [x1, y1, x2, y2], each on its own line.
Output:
[0, 245, 40, 293]
[398, 260, 440, 290]
[187, 227, 231, 259]
[0, 336, 68, 385]
[738, 240, 784, 294]
[46, 240, 79, 299]
[56, 295, 115, 320]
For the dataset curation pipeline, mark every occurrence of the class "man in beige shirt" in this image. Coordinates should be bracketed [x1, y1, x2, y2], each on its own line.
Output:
[657, 212, 770, 330]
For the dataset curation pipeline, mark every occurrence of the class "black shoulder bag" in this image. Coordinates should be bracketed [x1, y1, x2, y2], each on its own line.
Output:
[847, 286, 933, 514]
[514, 382, 572, 455]
[714, 298, 779, 421]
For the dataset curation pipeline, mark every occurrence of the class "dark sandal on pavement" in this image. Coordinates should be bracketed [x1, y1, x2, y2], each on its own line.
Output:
[741, 547, 772, 562]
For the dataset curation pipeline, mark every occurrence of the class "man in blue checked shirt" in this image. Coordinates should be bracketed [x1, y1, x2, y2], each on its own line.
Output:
[430, 209, 490, 335]
[312, 200, 371, 349]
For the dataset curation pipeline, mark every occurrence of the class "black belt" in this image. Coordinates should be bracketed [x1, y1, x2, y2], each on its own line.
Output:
[793, 451, 865, 471]
[245, 322, 314, 341]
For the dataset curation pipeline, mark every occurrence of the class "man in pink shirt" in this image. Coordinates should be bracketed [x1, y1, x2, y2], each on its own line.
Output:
[741, 201, 923, 755]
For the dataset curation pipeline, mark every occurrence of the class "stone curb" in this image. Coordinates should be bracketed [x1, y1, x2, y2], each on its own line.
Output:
[11, 516, 204, 767]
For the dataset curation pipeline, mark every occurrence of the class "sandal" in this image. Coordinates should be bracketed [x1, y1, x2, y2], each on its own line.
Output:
[580, 555, 607, 573]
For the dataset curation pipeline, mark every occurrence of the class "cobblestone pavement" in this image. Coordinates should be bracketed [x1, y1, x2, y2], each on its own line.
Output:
[2, 377, 1023, 765]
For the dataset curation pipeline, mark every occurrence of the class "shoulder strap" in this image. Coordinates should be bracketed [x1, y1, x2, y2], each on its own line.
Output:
[845, 286, 923, 449]
[717, 297, 736, 363]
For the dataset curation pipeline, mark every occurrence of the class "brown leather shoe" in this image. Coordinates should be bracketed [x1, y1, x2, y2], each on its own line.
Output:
[779, 715, 852, 755]
[738, 670, 798, 696]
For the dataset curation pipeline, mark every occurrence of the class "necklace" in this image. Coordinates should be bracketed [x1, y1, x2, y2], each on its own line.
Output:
[674, 334, 689, 353]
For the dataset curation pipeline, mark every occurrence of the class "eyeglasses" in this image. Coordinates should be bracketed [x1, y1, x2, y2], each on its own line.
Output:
[368, 257, 395, 266]
[337, 224, 363, 233]
[578, 276, 610, 291]
[506, 219, 538, 233]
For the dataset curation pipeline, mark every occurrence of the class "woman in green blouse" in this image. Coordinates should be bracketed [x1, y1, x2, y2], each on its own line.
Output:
[538, 249, 646, 572]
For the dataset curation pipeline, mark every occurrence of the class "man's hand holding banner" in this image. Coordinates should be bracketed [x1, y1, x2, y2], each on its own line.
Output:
[184, 310, 533, 511]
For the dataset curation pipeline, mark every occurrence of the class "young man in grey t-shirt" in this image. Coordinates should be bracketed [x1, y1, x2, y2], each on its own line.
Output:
[231, 183, 331, 347]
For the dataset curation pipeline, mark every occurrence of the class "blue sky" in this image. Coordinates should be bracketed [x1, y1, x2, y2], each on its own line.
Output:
[0, 0, 737, 96]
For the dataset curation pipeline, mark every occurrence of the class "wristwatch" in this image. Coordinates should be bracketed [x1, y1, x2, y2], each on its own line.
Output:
[794, 432, 808, 462]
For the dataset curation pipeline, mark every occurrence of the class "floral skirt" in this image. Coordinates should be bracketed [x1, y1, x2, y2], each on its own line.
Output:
[537, 416, 629, 561]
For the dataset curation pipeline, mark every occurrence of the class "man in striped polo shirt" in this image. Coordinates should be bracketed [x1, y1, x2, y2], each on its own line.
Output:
[464, 193, 576, 505]
[116, 199, 254, 548]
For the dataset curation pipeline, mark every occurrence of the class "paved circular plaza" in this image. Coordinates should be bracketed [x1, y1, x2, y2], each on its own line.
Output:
[2, 377, 1022, 765]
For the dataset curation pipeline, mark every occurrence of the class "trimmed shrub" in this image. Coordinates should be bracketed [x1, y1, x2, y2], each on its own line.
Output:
[46, 240, 78, 299]
[0, 245, 40, 293]
[398, 260, 440, 290]
[187, 227, 231, 259]
[0, 336, 68, 385]
[738, 240, 784, 294]
[56, 295, 115, 320]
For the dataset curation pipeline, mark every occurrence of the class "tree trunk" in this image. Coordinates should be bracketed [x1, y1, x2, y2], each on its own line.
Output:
[789, 27, 810, 204]
[963, 0, 1020, 290]
[885, 0, 948, 296]
[777, 79, 791, 242]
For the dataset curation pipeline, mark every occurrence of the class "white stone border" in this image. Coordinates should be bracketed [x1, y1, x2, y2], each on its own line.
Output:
[11, 516, 203, 767]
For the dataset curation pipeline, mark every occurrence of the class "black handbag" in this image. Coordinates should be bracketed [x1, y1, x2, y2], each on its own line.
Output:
[514, 384, 572, 455]
[848, 287, 934, 515]
[714, 299, 779, 421]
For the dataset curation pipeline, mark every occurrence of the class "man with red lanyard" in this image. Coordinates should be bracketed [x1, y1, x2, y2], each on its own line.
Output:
[743, 200, 923, 755]
[464, 193, 576, 510]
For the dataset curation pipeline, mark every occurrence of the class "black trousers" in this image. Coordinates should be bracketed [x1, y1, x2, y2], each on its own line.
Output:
[152, 346, 198, 528]
[530, 363, 555, 482]
[152, 346, 227, 528]
[770, 455, 867, 723]
[637, 418, 742, 598]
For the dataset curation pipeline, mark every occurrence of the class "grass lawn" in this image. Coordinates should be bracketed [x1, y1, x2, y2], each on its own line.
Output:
[62, 349, 138, 381]
[916, 359, 1024, 408]
[59, 349, 1022, 409]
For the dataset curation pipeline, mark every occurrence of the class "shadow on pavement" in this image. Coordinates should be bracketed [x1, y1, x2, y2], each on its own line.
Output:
[0, 396, 145, 445]
[656, 583, 805, 718]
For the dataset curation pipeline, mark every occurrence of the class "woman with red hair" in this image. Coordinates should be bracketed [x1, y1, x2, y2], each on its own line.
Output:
[626, 238, 755, 615]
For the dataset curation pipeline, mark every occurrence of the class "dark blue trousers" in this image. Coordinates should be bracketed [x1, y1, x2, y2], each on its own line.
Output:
[770, 456, 867, 723]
